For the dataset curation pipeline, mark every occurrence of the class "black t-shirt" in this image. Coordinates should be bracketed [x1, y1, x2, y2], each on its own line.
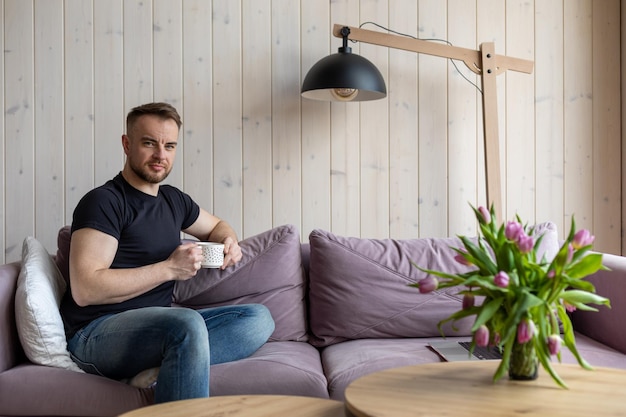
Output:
[60, 173, 200, 338]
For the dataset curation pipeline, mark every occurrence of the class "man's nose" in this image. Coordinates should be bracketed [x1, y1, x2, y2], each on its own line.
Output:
[152, 145, 165, 159]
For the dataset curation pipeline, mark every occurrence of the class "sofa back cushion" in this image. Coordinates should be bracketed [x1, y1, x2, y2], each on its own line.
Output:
[56, 225, 308, 342]
[308, 230, 475, 347]
[307, 224, 559, 347]
[174, 224, 308, 342]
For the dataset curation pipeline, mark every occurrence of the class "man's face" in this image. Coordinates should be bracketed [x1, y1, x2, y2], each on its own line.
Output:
[123, 115, 179, 184]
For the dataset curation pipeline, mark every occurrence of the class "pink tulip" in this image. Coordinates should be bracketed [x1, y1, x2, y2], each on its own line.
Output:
[563, 300, 577, 313]
[490, 332, 501, 347]
[505, 221, 523, 241]
[478, 206, 491, 224]
[573, 229, 594, 249]
[474, 325, 490, 347]
[462, 293, 475, 310]
[494, 271, 510, 288]
[454, 250, 472, 266]
[547, 335, 562, 356]
[517, 319, 535, 344]
[516, 234, 534, 254]
[417, 275, 438, 294]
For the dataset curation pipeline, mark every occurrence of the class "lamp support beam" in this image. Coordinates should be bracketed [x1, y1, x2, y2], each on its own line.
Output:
[332, 24, 534, 221]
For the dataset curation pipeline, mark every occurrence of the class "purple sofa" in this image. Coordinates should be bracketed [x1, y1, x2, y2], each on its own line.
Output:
[1, 224, 625, 417]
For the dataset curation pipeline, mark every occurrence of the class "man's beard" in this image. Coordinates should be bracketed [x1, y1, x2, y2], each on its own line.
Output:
[130, 160, 171, 184]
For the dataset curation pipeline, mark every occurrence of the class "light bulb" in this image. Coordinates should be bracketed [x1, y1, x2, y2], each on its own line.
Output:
[331, 88, 358, 101]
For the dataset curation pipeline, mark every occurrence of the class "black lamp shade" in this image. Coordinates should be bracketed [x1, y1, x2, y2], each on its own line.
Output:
[301, 51, 387, 102]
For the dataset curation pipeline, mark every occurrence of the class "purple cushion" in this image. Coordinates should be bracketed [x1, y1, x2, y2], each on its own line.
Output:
[307, 224, 559, 348]
[174, 225, 308, 342]
[55, 226, 71, 285]
[210, 341, 328, 398]
[307, 230, 475, 347]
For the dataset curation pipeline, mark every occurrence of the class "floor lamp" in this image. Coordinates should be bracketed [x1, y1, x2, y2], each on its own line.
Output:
[302, 24, 534, 221]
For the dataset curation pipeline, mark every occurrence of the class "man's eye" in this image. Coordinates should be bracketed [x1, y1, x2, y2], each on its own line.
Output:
[144, 141, 156, 147]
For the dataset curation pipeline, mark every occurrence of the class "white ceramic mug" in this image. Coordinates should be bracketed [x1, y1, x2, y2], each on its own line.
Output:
[197, 242, 225, 268]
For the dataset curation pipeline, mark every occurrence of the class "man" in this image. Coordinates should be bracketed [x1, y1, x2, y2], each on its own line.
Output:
[60, 102, 275, 403]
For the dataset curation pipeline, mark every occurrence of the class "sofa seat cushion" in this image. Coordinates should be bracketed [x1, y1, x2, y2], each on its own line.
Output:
[0, 362, 153, 416]
[210, 341, 329, 398]
[321, 332, 626, 402]
[560, 332, 626, 369]
[173, 224, 308, 342]
[321, 337, 456, 401]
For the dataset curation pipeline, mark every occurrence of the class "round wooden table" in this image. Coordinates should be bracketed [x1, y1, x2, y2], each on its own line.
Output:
[118, 395, 345, 417]
[345, 361, 626, 417]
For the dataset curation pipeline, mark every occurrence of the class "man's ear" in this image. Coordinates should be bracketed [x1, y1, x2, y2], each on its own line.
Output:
[121, 134, 131, 155]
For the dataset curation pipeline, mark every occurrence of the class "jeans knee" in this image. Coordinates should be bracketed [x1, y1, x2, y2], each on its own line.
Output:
[168, 309, 210, 356]
[249, 304, 275, 341]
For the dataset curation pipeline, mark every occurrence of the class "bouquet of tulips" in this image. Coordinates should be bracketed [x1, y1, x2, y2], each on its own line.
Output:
[411, 205, 611, 387]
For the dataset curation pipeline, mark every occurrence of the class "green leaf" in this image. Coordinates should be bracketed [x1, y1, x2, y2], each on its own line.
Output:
[471, 297, 503, 331]
[560, 290, 611, 308]
[566, 253, 605, 279]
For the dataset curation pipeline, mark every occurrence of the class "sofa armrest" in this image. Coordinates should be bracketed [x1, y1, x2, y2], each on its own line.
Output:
[0, 262, 23, 373]
[571, 253, 626, 354]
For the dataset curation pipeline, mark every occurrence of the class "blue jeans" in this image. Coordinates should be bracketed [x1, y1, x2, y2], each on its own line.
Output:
[67, 304, 274, 403]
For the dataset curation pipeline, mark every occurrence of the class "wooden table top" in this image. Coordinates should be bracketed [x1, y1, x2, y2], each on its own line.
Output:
[118, 395, 345, 417]
[345, 361, 626, 417]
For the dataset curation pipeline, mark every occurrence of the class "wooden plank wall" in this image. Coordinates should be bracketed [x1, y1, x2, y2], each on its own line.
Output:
[0, 0, 622, 263]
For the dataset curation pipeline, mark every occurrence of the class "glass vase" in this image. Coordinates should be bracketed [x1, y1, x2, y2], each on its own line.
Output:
[508, 340, 539, 380]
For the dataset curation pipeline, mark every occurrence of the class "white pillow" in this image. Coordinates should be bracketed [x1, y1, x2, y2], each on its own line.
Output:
[15, 236, 83, 372]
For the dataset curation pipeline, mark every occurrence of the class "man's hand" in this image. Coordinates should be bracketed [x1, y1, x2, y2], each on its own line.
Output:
[221, 237, 242, 269]
[168, 242, 204, 279]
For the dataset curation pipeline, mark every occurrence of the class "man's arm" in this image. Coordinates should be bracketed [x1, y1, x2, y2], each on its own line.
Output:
[69, 228, 203, 306]
[184, 208, 243, 269]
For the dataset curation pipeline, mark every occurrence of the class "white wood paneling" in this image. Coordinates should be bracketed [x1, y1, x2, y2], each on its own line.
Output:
[64, 0, 95, 226]
[301, 0, 331, 239]
[93, 0, 124, 187]
[564, 0, 594, 233]
[213, 0, 244, 235]
[505, 0, 536, 222]
[447, 0, 477, 237]
[389, 0, 419, 239]
[242, 0, 273, 238]
[182, 0, 214, 213]
[5, 0, 35, 261]
[34, 0, 64, 250]
[1, 0, 623, 263]
[418, 1, 448, 238]
[535, 0, 564, 234]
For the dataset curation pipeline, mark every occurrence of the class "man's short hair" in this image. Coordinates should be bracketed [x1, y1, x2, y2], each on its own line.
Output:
[126, 102, 182, 132]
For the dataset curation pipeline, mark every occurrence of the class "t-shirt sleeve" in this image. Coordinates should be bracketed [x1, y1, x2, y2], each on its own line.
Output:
[174, 189, 200, 230]
[71, 188, 125, 240]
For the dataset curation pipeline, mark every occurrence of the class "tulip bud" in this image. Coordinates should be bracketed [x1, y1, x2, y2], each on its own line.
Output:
[547, 335, 562, 356]
[562, 300, 577, 313]
[474, 325, 490, 347]
[516, 234, 534, 254]
[505, 221, 523, 241]
[462, 293, 475, 310]
[573, 229, 594, 249]
[417, 275, 438, 294]
[517, 319, 536, 344]
[478, 206, 491, 224]
[454, 250, 472, 266]
[494, 271, 510, 288]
